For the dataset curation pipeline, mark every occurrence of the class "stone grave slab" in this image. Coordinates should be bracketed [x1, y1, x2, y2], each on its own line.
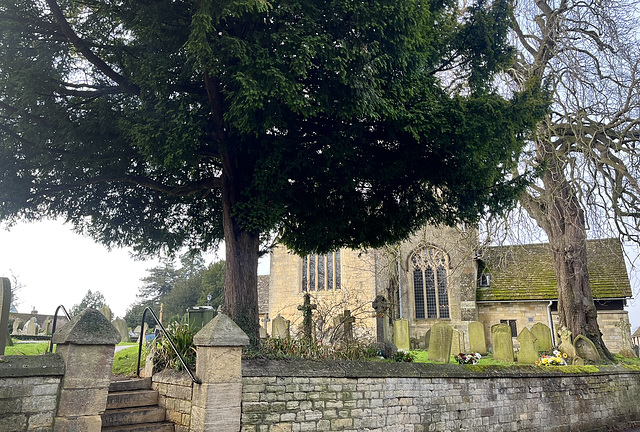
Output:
[428, 323, 453, 363]
[491, 323, 514, 362]
[112, 317, 128, 343]
[516, 328, 538, 364]
[451, 329, 461, 355]
[573, 335, 601, 363]
[468, 321, 487, 355]
[531, 323, 552, 353]
[393, 319, 411, 351]
[272, 314, 290, 339]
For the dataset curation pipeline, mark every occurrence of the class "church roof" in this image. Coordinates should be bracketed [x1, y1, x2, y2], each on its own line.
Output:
[476, 238, 632, 302]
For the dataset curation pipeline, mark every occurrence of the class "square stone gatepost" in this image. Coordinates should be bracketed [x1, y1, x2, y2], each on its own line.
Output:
[191, 313, 249, 432]
[52, 307, 121, 432]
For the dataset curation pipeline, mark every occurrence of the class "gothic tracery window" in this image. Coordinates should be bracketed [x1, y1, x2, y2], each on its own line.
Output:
[302, 251, 341, 292]
[411, 247, 450, 319]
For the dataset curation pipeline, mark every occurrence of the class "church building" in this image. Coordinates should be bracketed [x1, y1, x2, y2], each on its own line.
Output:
[267, 226, 633, 353]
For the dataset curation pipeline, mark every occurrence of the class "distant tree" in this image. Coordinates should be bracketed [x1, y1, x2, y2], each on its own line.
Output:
[0, 0, 545, 345]
[137, 258, 179, 302]
[70, 289, 109, 317]
[198, 261, 225, 310]
[124, 301, 156, 329]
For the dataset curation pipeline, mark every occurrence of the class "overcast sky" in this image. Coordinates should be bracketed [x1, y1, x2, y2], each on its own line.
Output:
[1, 218, 639, 332]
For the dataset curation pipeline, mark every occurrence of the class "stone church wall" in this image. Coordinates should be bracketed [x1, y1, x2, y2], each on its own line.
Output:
[241, 360, 640, 432]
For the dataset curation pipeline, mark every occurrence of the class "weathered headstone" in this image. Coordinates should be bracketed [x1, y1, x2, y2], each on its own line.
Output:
[516, 328, 538, 364]
[491, 323, 514, 362]
[12, 317, 23, 335]
[393, 318, 411, 351]
[42, 318, 53, 336]
[372, 295, 396, 358]
[99, 305, 112, 322]
[136, 323, 149, 344]
[261, 314, 271, 332]
[297, 293, 317, 340]
[112, 317, 128, 343]
[573, 335, 601, 363]
[271, 314, 290, 339]
[468, 321, 487, 355]
[531, 323, 553, 353]
[451, 329, 461, 355]
[428, 323, 453, 363]
[558, 326, 577, 359]
[0, 278, 10, 354]
[335, 309, 356, 343]
[423, 329, 431, 350]
[616, 318, 636, 358]
[22, 317, 39, 336]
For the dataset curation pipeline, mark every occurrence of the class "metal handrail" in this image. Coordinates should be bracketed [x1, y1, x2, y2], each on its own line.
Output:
[136, 307, 201, 384]
[48, 305, 71, 353]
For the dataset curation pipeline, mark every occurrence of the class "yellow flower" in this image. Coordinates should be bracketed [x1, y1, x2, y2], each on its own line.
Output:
[563, 353, 568, 358]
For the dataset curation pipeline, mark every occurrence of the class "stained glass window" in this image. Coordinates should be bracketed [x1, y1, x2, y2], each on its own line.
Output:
[411, 247, 450, 319]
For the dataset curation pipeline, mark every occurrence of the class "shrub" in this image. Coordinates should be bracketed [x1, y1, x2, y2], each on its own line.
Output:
[152, 321, 196, 372]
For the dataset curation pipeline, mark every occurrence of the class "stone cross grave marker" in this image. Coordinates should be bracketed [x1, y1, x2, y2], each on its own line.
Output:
[468, 321, 487, 355]
[531, 323, 553, 353]
[0, 277, 11, 355]
[573, 335, 601, 363]
[298, 293, 317, 340]
[260, 314, 271, 339]
[558, 326, 577, 359]
[517, 328, 538, 364]
[372, 295, 396, 358]
[393, 318, 411, 351]
[491, 323, 514, 362]
[271, 314, 290, 339]
[428, 323, 453, 363]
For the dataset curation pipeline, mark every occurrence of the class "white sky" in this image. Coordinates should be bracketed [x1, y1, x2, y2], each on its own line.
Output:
[1, 219, 639, 333]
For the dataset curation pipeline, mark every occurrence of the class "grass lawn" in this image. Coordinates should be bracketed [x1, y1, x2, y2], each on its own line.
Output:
[4, 341, 50, 356]
[113, 345, 146, 377]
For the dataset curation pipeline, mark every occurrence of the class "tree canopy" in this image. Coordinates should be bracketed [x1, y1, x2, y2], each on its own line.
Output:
[70, 289, 109, 317]
[0, 0, 545, 344]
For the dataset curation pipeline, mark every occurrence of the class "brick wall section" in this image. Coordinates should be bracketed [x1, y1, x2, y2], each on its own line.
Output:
[152, 370, 193, 432]
[241, 360, 640, 432]
[0, 355, 64, 432]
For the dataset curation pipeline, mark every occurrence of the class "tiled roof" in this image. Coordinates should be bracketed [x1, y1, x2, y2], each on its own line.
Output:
[258, 275, 270, 314]
[476, 238, 631, 301]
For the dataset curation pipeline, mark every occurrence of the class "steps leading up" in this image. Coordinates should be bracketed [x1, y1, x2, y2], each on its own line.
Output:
[101, 377, 174, 432]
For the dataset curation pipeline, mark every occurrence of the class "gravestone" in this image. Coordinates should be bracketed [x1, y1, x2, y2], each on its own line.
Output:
[0, 278, 10, 354]
[372, 295, 396, 358]
[491, 323, 514, 362]
[558, 327, 577, 359]
[393, 319, 411, 351]
[616, 319, 636, 358]
[468, 321, 487, 355]
[272, 314, 290, 339]
[428, 323, 453, 363]
[297, 293, 317, 340]
[451, 329, 461, 355]
[573, 335, 601, 363]
[136, 323, 149, 344]
[42, 318, 53, 336]
[12, 317, 23, 335]
[112, 317, 128, 343]
[335, 310, 356, 343]
[423, 329, 431, 350]
[22, 317, 39, 336]
[261, 314, 271, 331]
[99, 305, 112, 322]
[517, 328, 538, 364]
[531, 323, 553, 352]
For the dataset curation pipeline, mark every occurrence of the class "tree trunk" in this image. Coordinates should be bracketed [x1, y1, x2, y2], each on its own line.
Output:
[221, 150, 260, 349]
[523, 139, 613, 361]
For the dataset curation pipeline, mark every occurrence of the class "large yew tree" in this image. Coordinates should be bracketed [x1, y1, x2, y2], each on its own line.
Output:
[0, 0, 543, 345]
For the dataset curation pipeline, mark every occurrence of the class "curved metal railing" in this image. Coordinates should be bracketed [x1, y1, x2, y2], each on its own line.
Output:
[48, 305, 71, 353]
[136, 307, 201, 384]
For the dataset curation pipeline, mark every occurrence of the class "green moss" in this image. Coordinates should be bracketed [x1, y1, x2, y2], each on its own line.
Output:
[463, 364, 511, 373]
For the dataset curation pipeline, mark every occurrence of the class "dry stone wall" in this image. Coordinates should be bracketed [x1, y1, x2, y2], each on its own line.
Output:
[241, 359, 640, 432]
[0, 355, 64, 432]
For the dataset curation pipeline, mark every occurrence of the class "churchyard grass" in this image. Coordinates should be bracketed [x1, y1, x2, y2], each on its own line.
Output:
[112, 345, 144, 376]
[3, 340, 49, 355]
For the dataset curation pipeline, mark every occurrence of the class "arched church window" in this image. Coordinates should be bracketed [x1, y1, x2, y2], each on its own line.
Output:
[302, 251, 341, 292]
[411, 247, 450, 319]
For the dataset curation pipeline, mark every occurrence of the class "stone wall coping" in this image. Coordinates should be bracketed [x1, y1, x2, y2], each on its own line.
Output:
[152, 369, 195, 387]
[52, 307, 120, 345]
[242, 359, 640, 379]
[0, 354, 65, 378]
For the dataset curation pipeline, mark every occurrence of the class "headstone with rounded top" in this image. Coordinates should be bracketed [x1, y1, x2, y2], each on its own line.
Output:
[99, 305, 112, 322]
[573, 335, 601, 363]
[491, 323, 514, 362]
[517, 328, 538, 364]
[531, 323, 553, 352]
[428, 323, 453, 363]
[272, 314, 290, 339]
[112, 317, 128, 343]
[23, 317, 39, 336]
[468, 321, 487, 355]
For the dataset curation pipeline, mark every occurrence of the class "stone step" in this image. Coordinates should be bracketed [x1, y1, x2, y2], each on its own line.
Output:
[109, 377, 152, 393]
[106, 389, 158, 410]
[102, 406, 165, 428]
[102, 422, 174, 432]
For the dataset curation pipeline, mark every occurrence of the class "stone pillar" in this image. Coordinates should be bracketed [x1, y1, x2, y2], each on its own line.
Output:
[0, 277, 11, 355]
[191, 313, 249, 432]
[52, 307, 121, 432]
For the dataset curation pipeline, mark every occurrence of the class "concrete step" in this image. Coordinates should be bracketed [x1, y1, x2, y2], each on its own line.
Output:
[102, 422, 174, 432]
[109, 377, 152, 393]
[101, 406, 165, 428]
[106, 389, 158, 410]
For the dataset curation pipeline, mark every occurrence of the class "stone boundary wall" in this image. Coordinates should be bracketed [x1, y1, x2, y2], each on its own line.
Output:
[152, 369, 194, 432]
[0, 355, 64, 432]
[241, 360, 640, 432]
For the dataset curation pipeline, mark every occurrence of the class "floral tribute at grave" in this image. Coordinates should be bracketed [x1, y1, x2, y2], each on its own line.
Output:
[536, 349, 568, 366]
[455, 352, 482, 365]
